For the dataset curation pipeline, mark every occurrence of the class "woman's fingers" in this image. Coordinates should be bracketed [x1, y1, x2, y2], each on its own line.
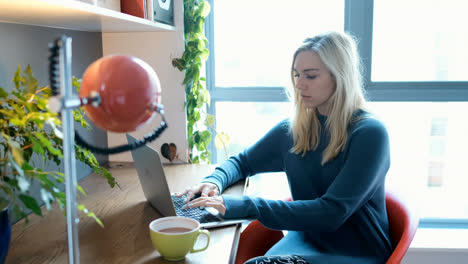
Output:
[174, 186, 193, 197]
[175, 185, 201, 202]
[205, 202, 226, 216]
[185, 195, 226, 215]
[175, 183, 220, 202]
[200, 185, 210, 197]
[184, 189, 197, 202]
[201, 183, 220, 197]
[184, 196, 210, 208]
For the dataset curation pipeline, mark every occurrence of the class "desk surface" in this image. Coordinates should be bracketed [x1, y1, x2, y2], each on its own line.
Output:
[6, 163, 245, 264]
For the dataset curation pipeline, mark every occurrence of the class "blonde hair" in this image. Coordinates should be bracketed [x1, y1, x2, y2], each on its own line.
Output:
[287, 31, 367, 165]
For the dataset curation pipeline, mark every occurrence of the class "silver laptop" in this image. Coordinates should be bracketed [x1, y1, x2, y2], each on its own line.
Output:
[126, 134, 249, 228]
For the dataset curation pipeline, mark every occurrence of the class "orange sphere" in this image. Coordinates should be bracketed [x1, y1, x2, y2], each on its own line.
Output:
[79, 55, 161, 133]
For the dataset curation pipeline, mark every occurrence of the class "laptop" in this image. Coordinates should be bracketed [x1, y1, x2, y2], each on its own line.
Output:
[126, 134, 250, 228]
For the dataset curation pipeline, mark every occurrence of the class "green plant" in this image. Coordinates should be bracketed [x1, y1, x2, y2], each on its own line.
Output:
[0, 65, 116, 226]
[172, 0, 217, 164]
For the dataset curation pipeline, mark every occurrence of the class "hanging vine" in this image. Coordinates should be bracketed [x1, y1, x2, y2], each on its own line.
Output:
[172, 0, 229, 163]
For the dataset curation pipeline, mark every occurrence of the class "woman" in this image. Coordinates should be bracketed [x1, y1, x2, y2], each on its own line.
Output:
[177, 31, 393, 264]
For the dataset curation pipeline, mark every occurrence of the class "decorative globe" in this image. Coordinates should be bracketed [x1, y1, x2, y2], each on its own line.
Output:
[79, 55, 161, 133]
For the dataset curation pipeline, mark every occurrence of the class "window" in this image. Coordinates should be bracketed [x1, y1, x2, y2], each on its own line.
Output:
[366, 0, 468, 224]
[372, 0, 468, 82]
[207, 0, 468, 226]
[212, 0, 345, 87]
[207, 0, 345, 163]
[368, 102, 468, 219]
[215, 102, 290, 163]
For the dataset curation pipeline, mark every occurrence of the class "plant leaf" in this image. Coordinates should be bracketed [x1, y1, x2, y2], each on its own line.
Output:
[17, 175, 30, 193]
[40, 188, 54, 210]
[12, 91, 27, 102]
[0, 109, 15, 118]
[21, 161, 34, 171]
[78, 204, 104, 227]
[13, 65, 23, 90]
[204, 114, 215, 127]
[72, 77, 82, 93]
[0, 87, 8, 98]
[200, 130, 211, 140]
[36, 97, 48, 110]
[215, 132, 230, 149]
[201, 88, 210, 104]
[34, 132, 62, 157]
[76, 184, 87, 197]
[23, 65, 39, 94]
[198, 1, 211, 17]
[19, 194, 42, 216]
[10, 118, 25, 127]
[30, 136, 45, 155]
[8, 140, 24, 167]
[46, 118, 63, 139]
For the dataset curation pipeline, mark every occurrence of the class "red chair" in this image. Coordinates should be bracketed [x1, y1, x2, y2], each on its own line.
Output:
[235, 191, 419, 264]
[385, 191, 419, 264]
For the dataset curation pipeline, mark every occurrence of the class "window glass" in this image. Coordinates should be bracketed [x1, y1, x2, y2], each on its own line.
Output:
[372, 0, 468, 81]
[213, 0, 345, 87]
[367, 102, 468, 219]
[215, 102, 291, 163]
[217, 101, 468, 219]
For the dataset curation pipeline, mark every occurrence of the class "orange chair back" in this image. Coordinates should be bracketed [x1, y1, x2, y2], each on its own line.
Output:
[385, 191, 419, 264]
[235, 192, 418, 264]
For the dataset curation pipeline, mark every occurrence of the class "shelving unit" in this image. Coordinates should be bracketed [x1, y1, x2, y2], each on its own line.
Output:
[0, 0, 187, 163]
[0, 0, 175, 32]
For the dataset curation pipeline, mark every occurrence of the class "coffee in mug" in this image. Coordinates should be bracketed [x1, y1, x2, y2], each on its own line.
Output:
[159, 227, 193, 233]
[149, 216, 210, 261]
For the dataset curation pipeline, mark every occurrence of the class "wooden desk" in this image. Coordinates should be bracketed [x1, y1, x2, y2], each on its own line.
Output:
[6, 163, 245, 264]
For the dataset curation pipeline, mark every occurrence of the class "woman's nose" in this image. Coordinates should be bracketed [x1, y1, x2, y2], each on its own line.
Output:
[296, 78, 305, 90]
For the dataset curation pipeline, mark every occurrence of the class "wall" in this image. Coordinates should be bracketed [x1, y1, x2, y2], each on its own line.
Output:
[102, 0, 187, 164]
[404, 250, 468, 264]
[0, 23, 107, 219]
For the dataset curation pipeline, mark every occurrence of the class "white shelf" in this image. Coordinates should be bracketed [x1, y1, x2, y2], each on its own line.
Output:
[0, 0, 175, 32]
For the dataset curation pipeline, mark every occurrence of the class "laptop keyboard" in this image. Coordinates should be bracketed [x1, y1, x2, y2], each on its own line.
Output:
[171, 195, 221, 223]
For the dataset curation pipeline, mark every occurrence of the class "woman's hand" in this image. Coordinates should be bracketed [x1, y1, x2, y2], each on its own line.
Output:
[175, 182, 220, 202]
[185, 193, 226, 216]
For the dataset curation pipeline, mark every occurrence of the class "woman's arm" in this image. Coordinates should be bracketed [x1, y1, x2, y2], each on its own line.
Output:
[177, 119, 289, 204]
[202, 119, 289, 193]
[222, 119, 390, 232]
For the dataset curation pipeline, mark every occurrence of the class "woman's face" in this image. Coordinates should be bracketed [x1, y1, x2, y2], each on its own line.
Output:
[293, 51, 336, 115]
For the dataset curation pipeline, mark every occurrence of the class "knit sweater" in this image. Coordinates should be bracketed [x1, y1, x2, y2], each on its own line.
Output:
[203, 112, 393, 263]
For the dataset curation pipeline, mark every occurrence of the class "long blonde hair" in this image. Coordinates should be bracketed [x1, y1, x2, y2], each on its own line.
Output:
[287, 31, 367, 165]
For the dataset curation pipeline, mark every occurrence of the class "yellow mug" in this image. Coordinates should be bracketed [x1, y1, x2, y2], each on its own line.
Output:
[149, 216, 210, 261]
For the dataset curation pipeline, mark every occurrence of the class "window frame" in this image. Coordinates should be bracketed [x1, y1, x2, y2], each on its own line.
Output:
[205, 0, 468, 227]
[346, 1, 468, 102]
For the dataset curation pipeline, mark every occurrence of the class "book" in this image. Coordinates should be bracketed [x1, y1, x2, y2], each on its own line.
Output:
[97, 0, 120, 12]
[120, 0, 146, 19]
[146, 0, 154, 21]
[78, 0, 121, 12]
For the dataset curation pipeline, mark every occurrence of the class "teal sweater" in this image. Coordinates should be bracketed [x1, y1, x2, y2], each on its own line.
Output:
[203, 112, 393, 263]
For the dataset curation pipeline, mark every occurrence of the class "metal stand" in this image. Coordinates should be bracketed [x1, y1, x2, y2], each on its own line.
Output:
[58, 36, 80, 264]
[51, 35, 167, 264]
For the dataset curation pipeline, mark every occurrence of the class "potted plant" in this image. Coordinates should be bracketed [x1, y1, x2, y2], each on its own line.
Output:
[0, 65, 116, 263]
